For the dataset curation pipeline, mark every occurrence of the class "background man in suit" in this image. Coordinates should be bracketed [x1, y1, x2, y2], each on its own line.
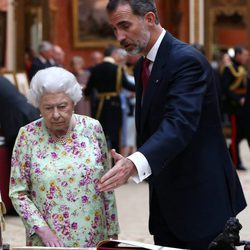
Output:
[85, 45, 135, 153]
[28, 41, 54, 80]
[0, 76, 39, 213]
[98, 1, 247, 249]
[0, 76, 40, 153]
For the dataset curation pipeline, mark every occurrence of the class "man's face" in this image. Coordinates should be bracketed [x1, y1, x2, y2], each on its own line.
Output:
[236, 49, 249, 65]
[108, 4, 151, 55]
[41, 49, 53, 60]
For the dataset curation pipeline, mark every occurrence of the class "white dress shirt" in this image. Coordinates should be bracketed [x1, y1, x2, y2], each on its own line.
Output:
[128, 28, 166, 183]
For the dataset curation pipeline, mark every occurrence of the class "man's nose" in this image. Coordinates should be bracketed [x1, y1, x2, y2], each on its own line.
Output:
[116, 30, 126, 42]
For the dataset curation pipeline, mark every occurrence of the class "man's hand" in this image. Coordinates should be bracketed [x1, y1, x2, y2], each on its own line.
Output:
[35, 226, 64, 247]
[98, 149, 138, 192]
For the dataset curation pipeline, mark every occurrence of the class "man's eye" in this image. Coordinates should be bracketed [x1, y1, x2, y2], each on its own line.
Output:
[121, 23, 130, 29]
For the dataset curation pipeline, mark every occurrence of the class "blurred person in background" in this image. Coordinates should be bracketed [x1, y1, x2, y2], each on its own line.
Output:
[90, 50, 104, 67]
[0, 76, 39, 155]
[70, 56, 91, 116]
[9, 67, 119, 247]
[115, 48, 136, 156]
[221, 45, 249, 170]
[87, 51, 104, 115]
[85, 45, 135, 153]
[24, 47, 36, 78]
[0, 76, 39, 214]
[29, 41, 54, 80]
[52, 45, 65, 67]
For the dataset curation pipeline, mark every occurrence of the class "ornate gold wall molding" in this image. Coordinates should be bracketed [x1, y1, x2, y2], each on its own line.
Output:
[205, 0, 250, 61]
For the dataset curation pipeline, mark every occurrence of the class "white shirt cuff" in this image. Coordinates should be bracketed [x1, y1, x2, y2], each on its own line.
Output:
[127, 152, 152, 183]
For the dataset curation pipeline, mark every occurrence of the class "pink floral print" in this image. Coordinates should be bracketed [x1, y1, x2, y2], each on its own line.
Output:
[9, 114, 119, 247]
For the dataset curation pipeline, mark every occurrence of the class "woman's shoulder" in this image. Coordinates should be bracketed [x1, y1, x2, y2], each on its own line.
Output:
[19, 117, 44, 135]
[74, 114, 103, 134]
[75, 114, 99, 125]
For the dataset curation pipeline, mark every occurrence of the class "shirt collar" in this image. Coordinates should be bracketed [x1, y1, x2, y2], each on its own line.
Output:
[38, 55, 47, 64]
[103, 56, 116, 64]
[146, 29, 166, 63]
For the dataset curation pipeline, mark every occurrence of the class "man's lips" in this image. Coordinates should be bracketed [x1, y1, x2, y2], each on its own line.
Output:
[123, 44, 133, 50]
[121, 40, 132, 49]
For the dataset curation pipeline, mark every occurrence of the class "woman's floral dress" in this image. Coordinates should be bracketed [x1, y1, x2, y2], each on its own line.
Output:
[9, 114, 119, 247]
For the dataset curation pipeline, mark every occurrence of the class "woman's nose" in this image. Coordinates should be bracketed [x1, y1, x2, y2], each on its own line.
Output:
[52, 107, 60, 118]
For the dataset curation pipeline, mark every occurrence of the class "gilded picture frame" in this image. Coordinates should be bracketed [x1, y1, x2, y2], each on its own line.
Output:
[72, 0, 118, 48]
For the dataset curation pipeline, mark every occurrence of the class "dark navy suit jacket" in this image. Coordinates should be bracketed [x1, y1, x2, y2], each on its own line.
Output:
[0, 76, 39, 151]
[29, 57, 53, 80]
[134, 31, 246, 241]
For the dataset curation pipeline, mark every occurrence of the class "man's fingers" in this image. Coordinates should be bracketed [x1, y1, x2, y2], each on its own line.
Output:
[98, 165, 123, 191]
[99, 174, 119, 192]
[111, 149, 123, 162]
[100, 167, 117, 184]
[99, 181, 117, 192]
[98, 156, 134, 191]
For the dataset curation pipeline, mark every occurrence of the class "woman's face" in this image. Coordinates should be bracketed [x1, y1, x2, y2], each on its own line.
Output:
[39, 92, 74, 136]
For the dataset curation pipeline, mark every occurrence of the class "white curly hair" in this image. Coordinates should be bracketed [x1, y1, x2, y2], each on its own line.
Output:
[27, 66, 82, 108]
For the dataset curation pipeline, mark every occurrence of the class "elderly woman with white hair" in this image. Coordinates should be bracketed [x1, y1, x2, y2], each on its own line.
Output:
[9, 67, 119, 247]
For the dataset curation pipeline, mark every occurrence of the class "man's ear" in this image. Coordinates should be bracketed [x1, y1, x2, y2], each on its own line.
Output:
[144, 12, 156, 25]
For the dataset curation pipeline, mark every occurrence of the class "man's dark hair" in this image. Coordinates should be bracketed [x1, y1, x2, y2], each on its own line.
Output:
[107, 0, 159, 24]
[234, 45, 247, 56]
[104, 45, 117, 57]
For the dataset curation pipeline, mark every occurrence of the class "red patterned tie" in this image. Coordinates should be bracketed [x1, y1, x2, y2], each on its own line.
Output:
[141, 57, 151, 95]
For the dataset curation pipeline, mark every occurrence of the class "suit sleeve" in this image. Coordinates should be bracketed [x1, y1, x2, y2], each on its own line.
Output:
[138, 54, 209, 176]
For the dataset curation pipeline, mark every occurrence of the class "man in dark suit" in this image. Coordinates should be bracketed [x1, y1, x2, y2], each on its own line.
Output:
[85, 45, 135, 153]
[0, 76, 40, 154]
[0, 76, 39, 214]
[98, 1, 247, 249]
[28, 41, 55, 80]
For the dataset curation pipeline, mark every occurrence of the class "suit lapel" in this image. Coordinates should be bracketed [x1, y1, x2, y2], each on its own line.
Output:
[139, 32, 174, 131]
[135, 57, 143, 134]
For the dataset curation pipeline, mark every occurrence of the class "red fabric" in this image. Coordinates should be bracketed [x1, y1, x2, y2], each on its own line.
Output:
[141, 57, 151, 95]
[0, 147, 13, 212]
